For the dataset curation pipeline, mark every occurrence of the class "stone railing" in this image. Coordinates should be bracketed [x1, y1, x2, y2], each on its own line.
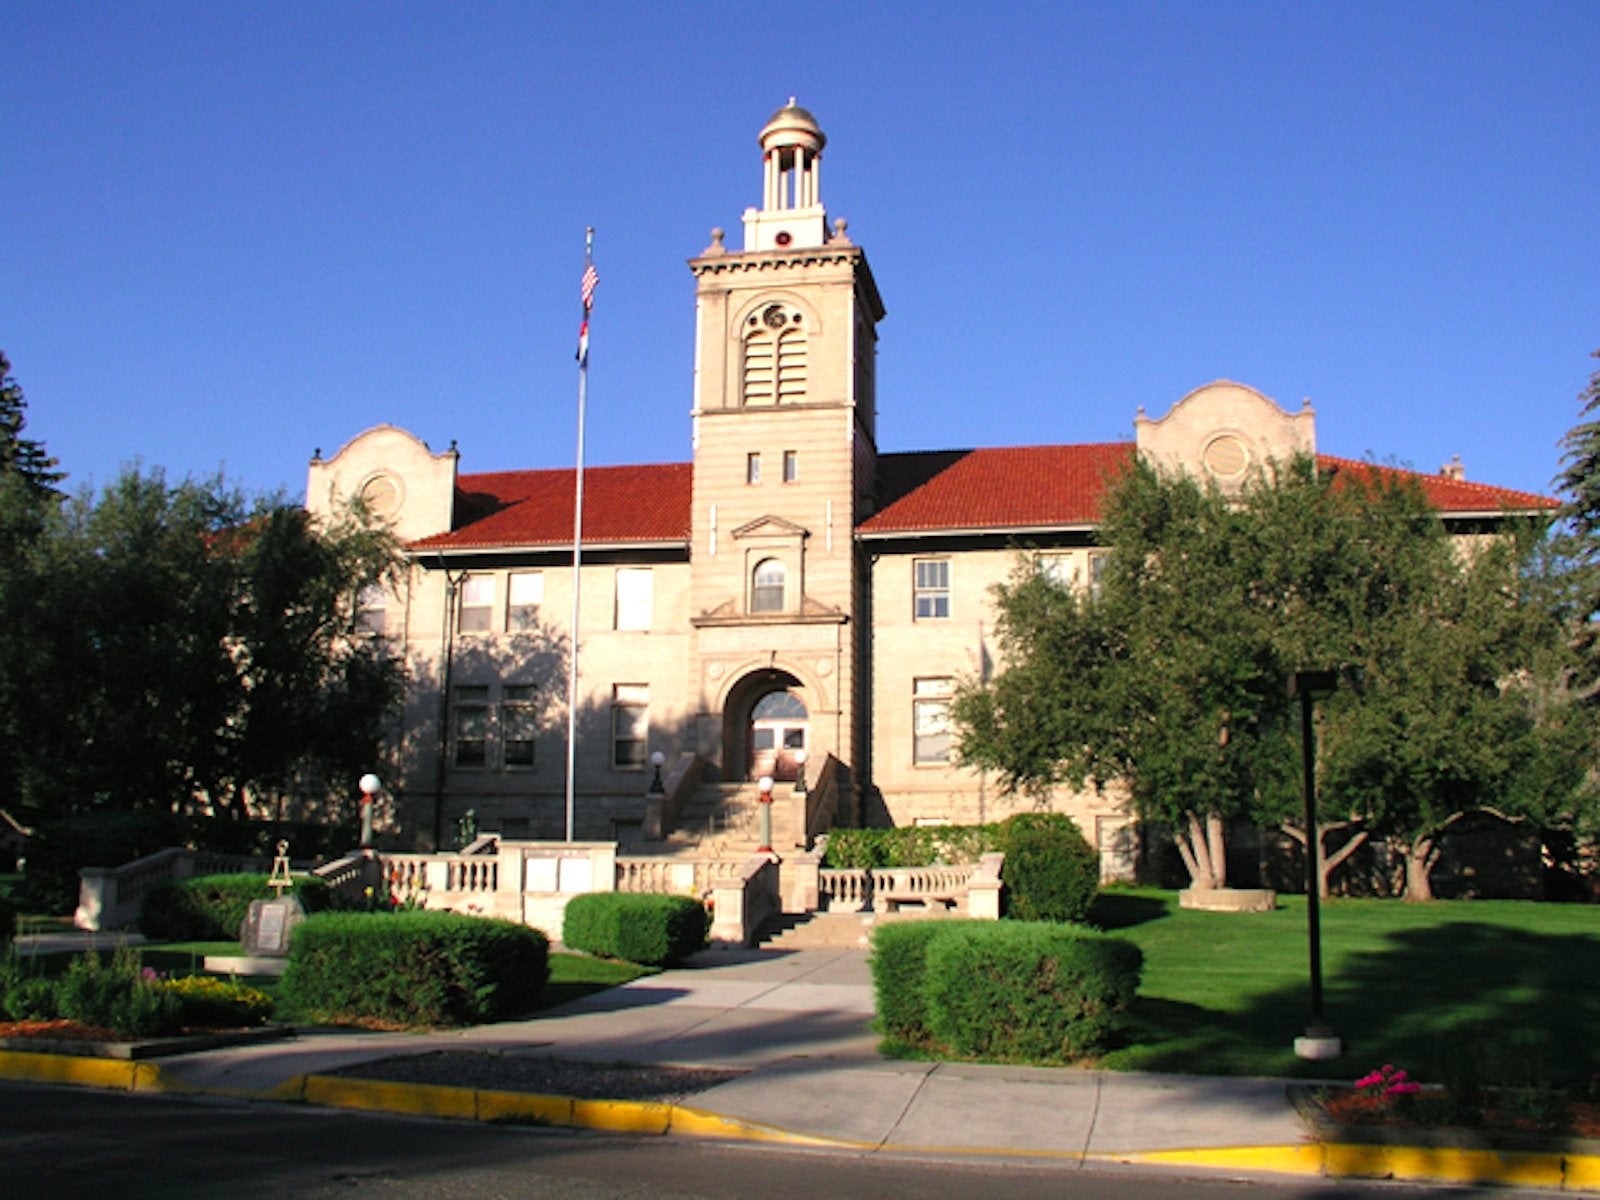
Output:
[792, 754, 847, 849]
[708, 853, 781, 947]
[76, 847, 267, 932]
[311, 851, 374, 900]
[818, 855, 1004, 917]
[615, 855, 744, 897]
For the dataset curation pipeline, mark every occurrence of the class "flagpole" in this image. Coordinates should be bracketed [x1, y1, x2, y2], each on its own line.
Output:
[565, 229, 597, 843]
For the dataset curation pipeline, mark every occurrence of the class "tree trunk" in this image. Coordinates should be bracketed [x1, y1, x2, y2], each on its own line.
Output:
[1280, 821, 1369, 898]
[1177, 814, 1227, 889]
[1402, 835, 1439, 902]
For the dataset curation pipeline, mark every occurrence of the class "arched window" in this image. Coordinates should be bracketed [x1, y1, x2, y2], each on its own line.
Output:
[751, 558, 786, 613]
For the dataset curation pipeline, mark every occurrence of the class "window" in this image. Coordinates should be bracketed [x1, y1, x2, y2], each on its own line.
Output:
[914, 559, 951, 619]
[746, 453, 761, 484]
[751, 558, 785, 613]
[614, 568, 653, 631]
[913, 677, 953, 764]
[1088, 552, 1107, 598]
[458, 575, 494, 634]
[783, 450, 797, 482]
[507, 571, 543, 631]
[502, 685, 537, 767]
[611, 684, 649, 768]
[355, 583, 388, 635]
[452, 685, 490, 768]
[1038, 554, 1075, 588]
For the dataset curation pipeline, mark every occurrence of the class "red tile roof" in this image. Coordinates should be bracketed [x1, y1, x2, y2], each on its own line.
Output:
[409, 462, 693, 551]
[408, 446, 1554, 551]
[1317, 455, 1558, 516]
[862, 444, 1135, 534]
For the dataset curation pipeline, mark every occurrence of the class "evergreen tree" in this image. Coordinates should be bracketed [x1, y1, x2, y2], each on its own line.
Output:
[1553, 351, 1600, 703]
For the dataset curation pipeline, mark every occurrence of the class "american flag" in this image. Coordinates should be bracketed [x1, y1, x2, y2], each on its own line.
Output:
[577, 259, 598, 364]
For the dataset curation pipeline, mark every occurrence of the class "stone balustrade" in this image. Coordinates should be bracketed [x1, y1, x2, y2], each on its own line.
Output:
[76, 847, 267, 932]
[818, 857, 1001, 916]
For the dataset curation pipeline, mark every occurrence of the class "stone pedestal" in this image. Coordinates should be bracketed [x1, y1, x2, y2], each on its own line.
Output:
[1178, 886, 1277, 912]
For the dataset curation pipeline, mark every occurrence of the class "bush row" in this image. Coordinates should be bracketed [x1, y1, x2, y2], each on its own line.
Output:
[871, 919, 1142, 1063]
[0, 948, 271, 1037]
[278, 911, 549, 1026]
[562, 893, 708, 965]
[139, 873, 332, 941]
[822, 825, 998, 870]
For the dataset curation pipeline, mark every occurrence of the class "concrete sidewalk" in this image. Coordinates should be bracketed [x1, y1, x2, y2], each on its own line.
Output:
[4, 944, 1599, 1190]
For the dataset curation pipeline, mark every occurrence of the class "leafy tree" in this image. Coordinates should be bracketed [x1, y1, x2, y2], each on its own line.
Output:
[7, 468, 402, 824]
[955, 454, 1565, 900]
[0, 353, 65, 813]
[1553, 351, 1600, 704]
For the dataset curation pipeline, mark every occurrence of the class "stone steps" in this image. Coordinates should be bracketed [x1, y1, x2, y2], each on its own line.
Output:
[759, 911, 876, 950]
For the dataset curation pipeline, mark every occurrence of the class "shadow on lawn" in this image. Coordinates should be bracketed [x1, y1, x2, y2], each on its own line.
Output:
[1089, 892, 1169, 930]
[1116, 919, 1600, 1084]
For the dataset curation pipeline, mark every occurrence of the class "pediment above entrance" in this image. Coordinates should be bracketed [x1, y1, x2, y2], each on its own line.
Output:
[731, 514, 810, 540]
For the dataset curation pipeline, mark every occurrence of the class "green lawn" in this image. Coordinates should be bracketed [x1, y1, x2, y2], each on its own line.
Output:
[1092, 888, 1600, 1084]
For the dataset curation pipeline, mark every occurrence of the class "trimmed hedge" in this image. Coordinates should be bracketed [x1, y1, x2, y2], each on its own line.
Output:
[870, 919, 988, 1043]
[871, 920, 1142, 1063]
[139, 873, 332, 941]
[562, 893, 709, 966]
[278, 911, 548, 1026]
[996, 812, 1100, 923]
[822, 825, 997, 870]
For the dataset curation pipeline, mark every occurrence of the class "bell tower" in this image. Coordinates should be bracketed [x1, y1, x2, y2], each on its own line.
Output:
[686, 101, 886, 783]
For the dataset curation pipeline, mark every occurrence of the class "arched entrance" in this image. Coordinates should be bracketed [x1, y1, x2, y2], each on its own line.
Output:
[722, 668, 809, 782]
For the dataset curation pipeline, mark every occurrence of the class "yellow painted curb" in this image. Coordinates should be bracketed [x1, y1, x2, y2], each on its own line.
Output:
[668, 1104, 847, 1147]
[0, 1050, 139, 1091]
[572, 1097, 673, 1135]
[1109, 1145, 1325, 1177]
[475, 1089, 573, 1126]
[1324, 1141, 1566, 1189]
[301, 1075, 477, 1120]
[1565, 1153, 1600, 1191]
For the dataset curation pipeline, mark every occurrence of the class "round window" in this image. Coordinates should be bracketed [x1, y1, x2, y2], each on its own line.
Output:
[1203, 435, 1250, 479]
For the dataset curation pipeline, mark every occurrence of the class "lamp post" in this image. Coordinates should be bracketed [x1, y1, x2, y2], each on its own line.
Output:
[358, 773, 382, 850]
[793, 748, 808, 796]
[756, 774, 775, 855]
[1289, 670, 1341, 1061]
[648, 750, 666, 796]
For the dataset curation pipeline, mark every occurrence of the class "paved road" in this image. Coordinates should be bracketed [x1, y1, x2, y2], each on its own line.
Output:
[0, 1083, 1543, 1200]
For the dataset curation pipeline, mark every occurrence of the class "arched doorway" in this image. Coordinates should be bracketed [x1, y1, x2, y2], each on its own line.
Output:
[721, 668, 809, 782]
[750, 690, 808, 781]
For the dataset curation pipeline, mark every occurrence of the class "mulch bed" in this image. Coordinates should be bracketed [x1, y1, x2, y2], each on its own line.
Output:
[332, 1050, 748, 1102]
[0, 1019, 124, 1043]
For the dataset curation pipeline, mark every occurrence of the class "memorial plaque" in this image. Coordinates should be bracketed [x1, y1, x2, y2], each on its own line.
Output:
[242, 895, 305, 958]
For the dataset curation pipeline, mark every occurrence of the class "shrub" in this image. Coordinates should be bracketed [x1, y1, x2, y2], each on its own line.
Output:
[562, 893, 709, 965]
[922, 922, 1142, 1062]
[163, 975, 273, 1027]
[0, 960, 59, 1020]
[56, 947, 183, 1038]
[278, 912, 548, 1027]
[139, 873, 331, 941]
[996, 813, 1100, 923]
[870, 919, 987, 1046]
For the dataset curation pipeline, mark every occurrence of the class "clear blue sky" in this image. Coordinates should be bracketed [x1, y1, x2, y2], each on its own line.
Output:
[5, 1, 1596, 503]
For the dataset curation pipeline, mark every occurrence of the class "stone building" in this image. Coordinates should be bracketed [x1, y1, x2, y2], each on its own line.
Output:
[307, 102, 1552, 863]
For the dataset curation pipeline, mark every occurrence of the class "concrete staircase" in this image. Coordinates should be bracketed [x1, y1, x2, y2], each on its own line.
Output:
[759, 911, 876, 950]
[666, 782, 767, 855]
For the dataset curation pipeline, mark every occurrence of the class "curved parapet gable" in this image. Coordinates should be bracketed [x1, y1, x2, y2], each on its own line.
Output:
[306, 424, 459, 541]
[1135, 381, 1317, 488]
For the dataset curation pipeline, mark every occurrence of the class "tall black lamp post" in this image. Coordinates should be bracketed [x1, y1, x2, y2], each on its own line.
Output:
[1289, 670, 1341, 1060]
